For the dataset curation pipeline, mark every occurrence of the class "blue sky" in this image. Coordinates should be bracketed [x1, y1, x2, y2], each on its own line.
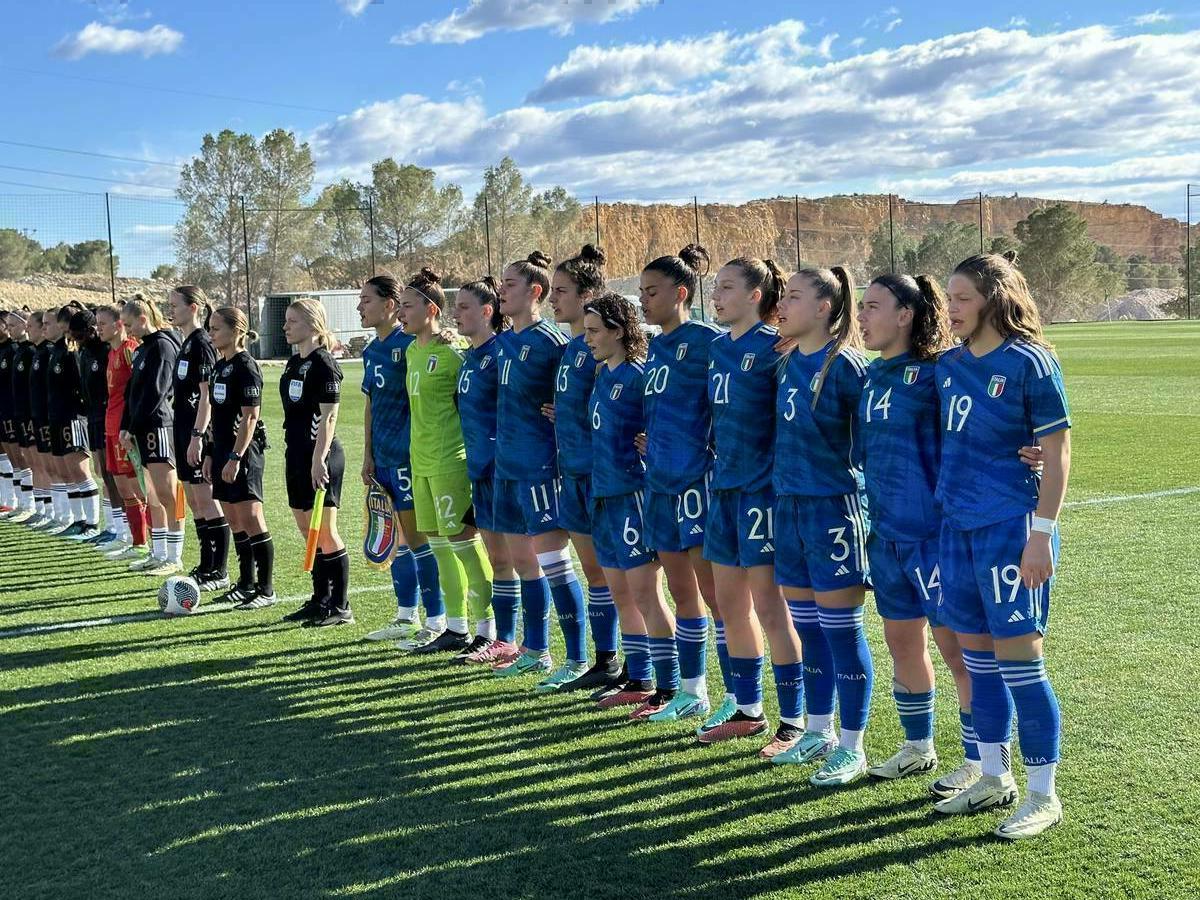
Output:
[2, 0, 1199, 271]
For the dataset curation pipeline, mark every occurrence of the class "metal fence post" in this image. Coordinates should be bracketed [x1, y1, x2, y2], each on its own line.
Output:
[104, 192, 116, 303]
[483, 194, 493, 278]
[693, 196, 705, 321]
[240, 195, 252, 325]
[794, 195, 801, 270]
[888, 193, 896, 274]
[978, 191, 985, 253]
[367, 197, 376, 277]
[1188, 184, 1192, 320]
[594, 195, 601, 247]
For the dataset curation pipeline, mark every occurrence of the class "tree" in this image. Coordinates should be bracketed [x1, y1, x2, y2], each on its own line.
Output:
[254, 129, 315, 294]
[905, 222, 981, 279]
[1014, 204, 1109, 321]
[530, 187, 585, 264]
[1168, 240, 1199, 318]
[988, 233, 1020, 257]
[64, 239, 112, 275]
[865, 222, 913, 277]
[367, 160, 463, 273]
[176, 129, 262, 306]
[471, 157, 533, 269]
[0, 229, 42, 278]
[151, 264, 179, 281]
[1126, 253, 1154, 291]
[306, 180, 373, 288]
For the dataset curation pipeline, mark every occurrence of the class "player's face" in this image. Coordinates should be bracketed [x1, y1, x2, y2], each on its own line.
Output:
[947, 273, 987, 339]
[96, 312, 118, 343]
[208, 315, 233, 353]
[123, 311, 149, 338]
[0, 318, 9, 340]
[42, 316, 59, 341]
[282, 307, 311, 346]
[712, 265, 759, 327]
[639, 269, 683, 327]
[168, 292, 195, 328]
[500, 266, 535, 317]
[777, 273, 825, 339]
[27, 318, 43, 342]
[358, 285, 392, 329]
[583, 311, 621, 362]
[858, 282, 910, 353]
[454, 294, 485, 338]
[550, 270, 588, 324]
[398, 291, 430, 335]
[4, 315, 24, 340]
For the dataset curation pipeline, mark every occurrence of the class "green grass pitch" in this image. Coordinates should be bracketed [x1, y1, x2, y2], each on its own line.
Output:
[1, 322, 1197, 899]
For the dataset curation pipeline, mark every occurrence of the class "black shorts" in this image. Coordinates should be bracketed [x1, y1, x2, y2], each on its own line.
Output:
[87, 418, 106, 453]
[134, 425, 175, 468]
[50, 420, 88, 457]
[173, 422, 205, 485]
[18, 421, 36, 449]
[1, 418, 16, 444]
[285, 440, 344, 511]
[211, 444, 265, 504]
[34, 421, 52, 455]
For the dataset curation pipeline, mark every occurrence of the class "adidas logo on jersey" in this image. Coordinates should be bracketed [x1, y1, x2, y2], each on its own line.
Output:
[689, 524, 704, 535]
[761, 542, 774, 553]
[1007, 609, 1025, 623]
[834, 565, 850, 577]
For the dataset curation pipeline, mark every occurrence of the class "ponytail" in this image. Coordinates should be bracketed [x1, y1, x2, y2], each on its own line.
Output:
[870, 273, 952, 361]
[122, 292, 168, 331]
[287, 298, 336, 350]
[173, 285, 212, 328]
[725, 257, 787, 325]
[459, 275, 508, 332]
[796, 265, 861, 408]
[212, 306, 257, 351]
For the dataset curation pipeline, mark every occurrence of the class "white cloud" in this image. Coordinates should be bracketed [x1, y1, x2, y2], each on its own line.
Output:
[54, 21, 182, 59]
[393, 0, 658, 45]
[1132, 10, 1172, 26]
[1009, 17, 1029, 27]
[128, 224, 175, 234]
[309, 23, 1200, 212]
[817, 33, 839, 59]
[338, 0, 372, 14]
[849, 37, 867, 49]
[884, 17, 903, 33]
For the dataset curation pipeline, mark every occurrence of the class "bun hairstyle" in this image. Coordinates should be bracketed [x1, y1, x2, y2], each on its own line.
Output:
[68, 307, 100, 344]
[725, 257, 787, 325]
[952, 252, 1050, 349]
[459, 275, 509, 332]
[122, 292, 168, 331]
[172, 284, 212, 327]
[643, 243, 710, 307]
[870, 273, 952, 361]
[407, 267, 446, 309]
[583, 291, 648, 362]
[287, 298, 335, 349]
[364, 273, 404, 307]
[556, 243, 607, 295]
[212, 306, 258, 350]
[56, 299, 85, 323]
[507, 250, 553, 302]
[795, 265, 861, 407]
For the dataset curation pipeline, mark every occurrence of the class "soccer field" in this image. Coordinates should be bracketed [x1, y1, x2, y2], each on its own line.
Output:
[1, 321, 1197, 899]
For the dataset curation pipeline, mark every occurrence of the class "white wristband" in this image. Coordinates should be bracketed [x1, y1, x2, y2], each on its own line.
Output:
[1030, 515, 1057, 534]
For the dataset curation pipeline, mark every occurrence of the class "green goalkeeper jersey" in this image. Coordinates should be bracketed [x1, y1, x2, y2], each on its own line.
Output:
[406, 336, 468, 477]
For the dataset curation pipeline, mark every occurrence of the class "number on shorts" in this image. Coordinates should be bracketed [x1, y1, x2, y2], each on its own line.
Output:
[675, 488, 703, 523]
[913, 564, 941, 602]
[395, 469, 412, 492]
[865, 387, 892, 423]
[622, 517, 640, 546]
[990, 564, 1022, 604]
[529, 482, 552, 512]
[711, 371, 730, 405]
[437, 494, 456, 522]
[828, 525, 850, 562]
[145, 430, 157, 453]
[747, 506, 774, 540]
[645, 365, 669, 396]
[946, 394, 973, 432]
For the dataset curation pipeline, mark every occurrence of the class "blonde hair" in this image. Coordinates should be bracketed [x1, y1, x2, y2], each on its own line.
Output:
[211, 306, 258, 351]
[952, 252, 1051, 349]
[795, 266, 862, 408]
[122, 292, 168, 331]
[288, 298, 335, 349]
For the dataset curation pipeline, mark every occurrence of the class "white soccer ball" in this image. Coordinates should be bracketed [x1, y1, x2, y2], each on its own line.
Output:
[159, 576, 202, 616]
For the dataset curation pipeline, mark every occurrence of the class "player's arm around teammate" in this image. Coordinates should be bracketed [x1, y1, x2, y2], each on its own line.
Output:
[278, 299, 352, 627]
[203, 307, 274, 609]
[931, 252, 1070, 840]
[696, 258, 804, 752]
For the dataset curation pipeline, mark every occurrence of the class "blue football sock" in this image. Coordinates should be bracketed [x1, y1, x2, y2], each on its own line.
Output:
[713, 619, 734, 693]
[412, 543, 443, 619]
[538, 550, 587, 664]
[520, 577, 551, 653]
[622, 632, 652, 683]
[675, 615, 709, 685]
[773, 661, 805, 725]
[962, 648, 1014, 777]
[729, 655, 764, 715]
[960, 709, 981, 761]
[895, 688, 935, 743]
[390, 545, 418, 611]
[817, 605, 874, 732]
[491, 578, 520, 644]
[648, 635, 680, 691]
[998, 658, 1061, 770]
[788, 600, 836, 722]
[586, 585, 618, 654]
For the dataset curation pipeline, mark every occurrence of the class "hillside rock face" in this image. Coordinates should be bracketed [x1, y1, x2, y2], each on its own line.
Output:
[590, 194, 1185, 278]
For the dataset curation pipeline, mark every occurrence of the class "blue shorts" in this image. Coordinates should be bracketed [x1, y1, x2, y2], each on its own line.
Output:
[471, 478, 496, 533]
[557, 472, 593, 535]
[591, 491, 657, 570]
[703, 487, 776, 568]
[375, 462, 414, 513]
[868, 533, 943, 625]
[645, 474, 710, 554]
[939, 514, 1057, 638]
[774, 494, 869, 592]
[493, 476, 560, 536]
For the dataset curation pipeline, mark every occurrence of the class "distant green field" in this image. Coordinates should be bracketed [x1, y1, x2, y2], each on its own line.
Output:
[1, 321, 1197, 899]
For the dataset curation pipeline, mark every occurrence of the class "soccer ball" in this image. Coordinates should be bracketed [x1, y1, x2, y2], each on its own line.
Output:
[158, 576, 202, 616]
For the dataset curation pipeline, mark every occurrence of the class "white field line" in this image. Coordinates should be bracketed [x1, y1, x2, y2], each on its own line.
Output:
[0, 585, 393, 640]
[1063, 486, 1200, 509]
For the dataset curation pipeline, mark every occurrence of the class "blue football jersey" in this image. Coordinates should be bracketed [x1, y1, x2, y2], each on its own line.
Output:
[708, 321, 783, 492]
[774, 341, 868, 497]
[495, 319, 569, 480]
[457, 334, 501, 482]
[936, 338, 1071, 531]
[361, 326, 414, 467]
[859, 353, 941, 542]
[554, 333, 598, 477]
[590, 360, 647, 498]
[643, 320, 723, 494]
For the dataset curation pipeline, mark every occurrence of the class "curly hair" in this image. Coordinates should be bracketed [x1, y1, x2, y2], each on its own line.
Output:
[584, 291, 647, 363]
[870, 273, 952, 361]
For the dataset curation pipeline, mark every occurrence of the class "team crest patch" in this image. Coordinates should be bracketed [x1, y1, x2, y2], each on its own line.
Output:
[519, 346, 530, 361]
[676, 343, 689, 360]
[810, 372, 820, 391]
[53, 363, 62, 374]
[610, 384, 623, 401]
[391, 349, 403, 363]
[362, 478, 399, 569]
[903, 365, 919, 385]
[574, 351, 587, 367]
[299, 361, 312, 376]
[427, 356, 438, 373]
[988, 375, 1006, 398]
[480, 354, 492, 369]
[91, 360, 100, 372]
[740, 353, 755, 371]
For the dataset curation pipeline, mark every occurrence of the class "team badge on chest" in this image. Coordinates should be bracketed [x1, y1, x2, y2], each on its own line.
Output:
[903, 365, 919, 385]
[427, 356, 438, 373]
[740, 353, 755, 371]
[574, 351, 587, 367]
[676, 343, 689, 361]
[988, 375, 1006, 398]
[610, 383, 623, 401]
[519, 345, 530, 361]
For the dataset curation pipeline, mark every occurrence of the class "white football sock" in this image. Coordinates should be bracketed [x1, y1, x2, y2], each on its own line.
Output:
[167, 527, 184, 563]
